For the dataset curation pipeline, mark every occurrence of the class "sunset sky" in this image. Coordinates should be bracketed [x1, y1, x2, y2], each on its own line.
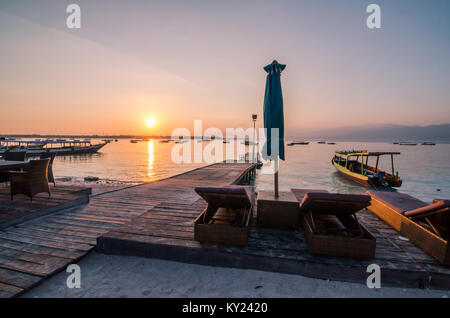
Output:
[1, 0, 449, 135]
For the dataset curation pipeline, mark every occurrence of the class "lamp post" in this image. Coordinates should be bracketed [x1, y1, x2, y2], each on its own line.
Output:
[252, 114, 257, 162]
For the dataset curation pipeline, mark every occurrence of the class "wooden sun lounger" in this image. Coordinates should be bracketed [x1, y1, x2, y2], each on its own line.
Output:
[291, 189, 376, 260]
[194, 186, 253, 247]
[366, 190, 450, 265]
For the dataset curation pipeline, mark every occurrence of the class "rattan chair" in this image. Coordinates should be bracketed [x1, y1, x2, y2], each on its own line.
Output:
[4, 151, 27, 161]
[40, 152, 56, 186]
[9, 158, 51, 201]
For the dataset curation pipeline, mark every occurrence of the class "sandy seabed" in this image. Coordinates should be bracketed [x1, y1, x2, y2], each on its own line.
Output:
[22, 252, 449, 298]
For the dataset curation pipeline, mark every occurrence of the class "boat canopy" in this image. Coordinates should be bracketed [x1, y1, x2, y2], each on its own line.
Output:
[335, 150, 400, 157]
[0, 139, 92, 145]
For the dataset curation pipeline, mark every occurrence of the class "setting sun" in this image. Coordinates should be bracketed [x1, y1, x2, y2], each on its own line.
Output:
[146, 117, 156, 127]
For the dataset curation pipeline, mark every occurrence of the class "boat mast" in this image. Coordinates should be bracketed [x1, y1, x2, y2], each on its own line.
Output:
[391, 154, 395, 176]
[360, 154, 364, 175]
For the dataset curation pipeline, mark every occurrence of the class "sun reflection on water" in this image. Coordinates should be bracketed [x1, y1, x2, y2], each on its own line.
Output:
[147, 139, 155, 180]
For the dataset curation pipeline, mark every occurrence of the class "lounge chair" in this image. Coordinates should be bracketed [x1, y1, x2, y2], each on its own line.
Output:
[299, 192, 372, 236]
[291, 189, 376, 259]
[9, 158, 51, 201]
[40, 152, 56, 186]
[194, 186, 253, 247]
[366, 190, 449, 265]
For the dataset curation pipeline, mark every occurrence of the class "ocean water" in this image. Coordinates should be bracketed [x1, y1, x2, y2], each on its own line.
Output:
[52, 139, 207, 184]
[48, 139, 449, 203]
[255, 142, 450, 203]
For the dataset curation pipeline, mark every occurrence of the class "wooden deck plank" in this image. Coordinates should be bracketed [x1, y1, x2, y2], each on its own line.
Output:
[0, 282, 24, 298]
[0, 268, 41, 289]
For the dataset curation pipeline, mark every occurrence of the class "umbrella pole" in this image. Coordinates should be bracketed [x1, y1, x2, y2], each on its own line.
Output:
[274, 157, 279, 198]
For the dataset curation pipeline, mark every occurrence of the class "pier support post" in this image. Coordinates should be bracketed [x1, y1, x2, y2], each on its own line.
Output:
[274, 158, 279, 198]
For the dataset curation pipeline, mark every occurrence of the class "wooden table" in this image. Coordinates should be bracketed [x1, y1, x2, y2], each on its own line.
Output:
[0, 160, 28, 171]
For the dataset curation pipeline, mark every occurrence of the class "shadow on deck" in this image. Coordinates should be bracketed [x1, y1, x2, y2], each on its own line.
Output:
[0, 185, 91, 230]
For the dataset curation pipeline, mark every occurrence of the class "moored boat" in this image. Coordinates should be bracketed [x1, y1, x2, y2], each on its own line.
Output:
[399, 142, 417, 146]
[288, 141, 309, 146]
[332, 150, 402, 188]
[421, 142, 436, 146]
[0, 139, 107, 157]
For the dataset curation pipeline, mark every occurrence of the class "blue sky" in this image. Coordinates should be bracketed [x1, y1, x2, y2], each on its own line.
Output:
[0, 0, 449, 135]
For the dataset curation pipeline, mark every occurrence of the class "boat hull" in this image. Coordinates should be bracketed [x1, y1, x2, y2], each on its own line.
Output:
[332, 160, 371, 186]
[0, 143, 106, 157]
[332, 159, 402, 188]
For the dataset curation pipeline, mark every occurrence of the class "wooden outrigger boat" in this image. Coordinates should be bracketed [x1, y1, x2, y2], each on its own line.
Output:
[332, 150, 402, 188]
[0, 139, 107, 157]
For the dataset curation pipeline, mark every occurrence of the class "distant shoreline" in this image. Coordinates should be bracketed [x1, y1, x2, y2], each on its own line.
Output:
[1, 134, 449, 144]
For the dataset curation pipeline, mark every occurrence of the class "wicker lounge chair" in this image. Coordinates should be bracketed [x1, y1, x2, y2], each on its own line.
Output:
[291, 189, 376, 259]
[40, 152, 56, 186]
[194, 186, 254, 246]
[299, 192, 372, 236]
[9, 158, 51, 201]
[366, 190, 449, 264]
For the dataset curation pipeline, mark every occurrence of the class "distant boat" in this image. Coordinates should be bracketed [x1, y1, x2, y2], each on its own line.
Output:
[332, 150, 402, 188]
[393, 142, 399, 145]
[327, 142, 337, 145]
[130, 139, 139, 143]
[421, 142, 436, 146]
[399, 142, 417, 146]
[318, 141, 326, 144]
[159, 139, 171, 143]
[288, 141, 309, 146]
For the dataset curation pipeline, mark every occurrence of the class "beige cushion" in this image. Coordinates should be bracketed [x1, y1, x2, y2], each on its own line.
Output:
[300, 192, 371, 216]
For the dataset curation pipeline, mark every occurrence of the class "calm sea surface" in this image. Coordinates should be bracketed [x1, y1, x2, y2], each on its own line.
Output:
[47, 139, 449, 203]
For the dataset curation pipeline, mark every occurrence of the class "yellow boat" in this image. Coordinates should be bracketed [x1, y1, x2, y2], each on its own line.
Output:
[332, 150, 402, 188]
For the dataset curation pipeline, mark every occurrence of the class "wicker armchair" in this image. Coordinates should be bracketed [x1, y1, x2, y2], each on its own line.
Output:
[10, 158, 51, 201]
[40, 152, 56, 186]
[0, 172, 8, 185]
[4, 151, 27, 161]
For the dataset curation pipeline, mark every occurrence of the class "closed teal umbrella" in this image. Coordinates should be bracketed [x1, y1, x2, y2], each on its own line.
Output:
[262, 60, 286, 197]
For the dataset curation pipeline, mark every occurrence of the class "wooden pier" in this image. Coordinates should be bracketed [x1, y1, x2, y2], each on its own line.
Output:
[0, 163, 256, 297]
[0, 162, 449, 297]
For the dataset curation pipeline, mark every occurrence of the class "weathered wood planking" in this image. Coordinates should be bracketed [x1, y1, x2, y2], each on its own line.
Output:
[0, 163, 256, 297]
[0, 185, 91, 229]
[97, 163, 450, 291]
